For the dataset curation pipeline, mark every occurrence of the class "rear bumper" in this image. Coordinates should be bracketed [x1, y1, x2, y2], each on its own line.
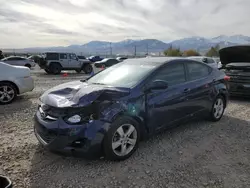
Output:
[228, 82, 250, 96]
[17, 76, 34, 94]
[34, 110, 110, 158]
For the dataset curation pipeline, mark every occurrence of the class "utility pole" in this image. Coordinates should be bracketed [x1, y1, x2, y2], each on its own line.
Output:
[134, 45, 137, 57]
[146, 43, 148, 55]
[110, 42, 112, 57]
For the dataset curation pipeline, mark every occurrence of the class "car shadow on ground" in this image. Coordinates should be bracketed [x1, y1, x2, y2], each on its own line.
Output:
[0, 97, 33, 115]
[28, 115, 250, 188]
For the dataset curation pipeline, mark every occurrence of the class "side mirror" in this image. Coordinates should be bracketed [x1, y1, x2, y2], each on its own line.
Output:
[144, 80, 168, 92]
[202, 58, 208, 63]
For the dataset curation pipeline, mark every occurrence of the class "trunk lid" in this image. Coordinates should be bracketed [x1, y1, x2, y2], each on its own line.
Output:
[219, 45, 250, 65]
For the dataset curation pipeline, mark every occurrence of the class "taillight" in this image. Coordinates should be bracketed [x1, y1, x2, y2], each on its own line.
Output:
[224, 75, 230, 81]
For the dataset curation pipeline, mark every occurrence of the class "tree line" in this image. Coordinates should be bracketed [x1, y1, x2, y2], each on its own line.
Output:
[164, 44, 220, 57]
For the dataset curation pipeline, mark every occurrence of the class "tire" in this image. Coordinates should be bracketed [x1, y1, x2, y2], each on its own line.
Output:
[103, 116, 140, 161]
[45, 68, 52, 74]
[0, 82, 17, 105]
[25, 64, 31, 69]
[49, 63, 62, 74]
[209, 95, 226, 122]
[83, 64, 93, 74]
[75, 69, 82, 73]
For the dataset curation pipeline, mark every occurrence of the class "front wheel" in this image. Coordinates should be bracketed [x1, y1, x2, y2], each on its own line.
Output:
[209, 96, 225, 121]
[75, 69, 82, 73]
[104, 116, 140, 161]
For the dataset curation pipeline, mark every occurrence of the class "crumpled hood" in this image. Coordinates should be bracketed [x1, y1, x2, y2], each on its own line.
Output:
[40, 81, 130, 108]
[219, 45, 250, 65]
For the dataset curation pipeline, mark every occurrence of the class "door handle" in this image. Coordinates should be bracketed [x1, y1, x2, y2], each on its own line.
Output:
[183, 88, 191, 93]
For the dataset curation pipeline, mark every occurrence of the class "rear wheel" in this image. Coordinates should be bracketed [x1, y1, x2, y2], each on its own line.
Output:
[83, 64, 93, 74]
[0, 82, 17, 105]
[49, 63, 62, 74]
[209, 95, 225, 121]
[45, 68, 52, 74]
[75, 69, 82, 73]
[104, 116, 140, 161]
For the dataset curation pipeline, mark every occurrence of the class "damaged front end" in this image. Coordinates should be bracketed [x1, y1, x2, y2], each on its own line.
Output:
[34, 81, 137, 157]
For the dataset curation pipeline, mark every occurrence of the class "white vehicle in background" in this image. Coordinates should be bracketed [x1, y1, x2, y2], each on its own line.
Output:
[1, 56, 36, 69]
[92, 58, 120, 74]
[0, 62, 34, 104]
[116, 57, 128, 62]
[187, 56, 218, 69]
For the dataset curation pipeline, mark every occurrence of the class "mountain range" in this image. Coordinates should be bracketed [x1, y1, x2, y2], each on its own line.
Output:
[4, 35, 250, 55]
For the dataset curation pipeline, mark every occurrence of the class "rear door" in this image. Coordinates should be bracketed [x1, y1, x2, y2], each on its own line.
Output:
[183, 60, 214, 115]
[146, 61, 190, 132]
[59, 53, 70, 68]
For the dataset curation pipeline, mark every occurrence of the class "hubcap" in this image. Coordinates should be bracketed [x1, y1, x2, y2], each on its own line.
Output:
[213, 98, 224, 119]
[112, 124, 137, 156]
[0, 86, 15, 103]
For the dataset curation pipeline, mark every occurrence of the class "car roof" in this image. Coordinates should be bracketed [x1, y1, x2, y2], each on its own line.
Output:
[5, 56, 26, 59]
[123, 57, 187, 66]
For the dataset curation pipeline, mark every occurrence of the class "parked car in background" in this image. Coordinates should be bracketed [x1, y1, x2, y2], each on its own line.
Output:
[37, 52, 93, 74]
[187, 56, 218, 69]
[92, 58, 119, 74]
[77, 55, 86, 60]
[219, 45, 250, 96]
[1, 56, 36, 69]
[116, 57, 128, 62]
[34, 57, 229, 160]
[0, 62, 34, 104]
[87, 56, 103, 62]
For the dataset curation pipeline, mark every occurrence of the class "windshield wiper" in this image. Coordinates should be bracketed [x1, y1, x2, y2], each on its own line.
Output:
[80, 79, 87, 82]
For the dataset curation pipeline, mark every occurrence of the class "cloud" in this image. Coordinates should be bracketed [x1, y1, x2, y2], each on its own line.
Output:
[0, 0, 250, 48]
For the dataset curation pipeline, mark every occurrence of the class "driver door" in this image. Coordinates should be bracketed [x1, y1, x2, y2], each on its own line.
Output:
[146, 62, 189, 133]
[69, 53, 81, 68]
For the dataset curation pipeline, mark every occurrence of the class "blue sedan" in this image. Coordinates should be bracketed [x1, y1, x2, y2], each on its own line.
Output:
[34, 57, 229, 160]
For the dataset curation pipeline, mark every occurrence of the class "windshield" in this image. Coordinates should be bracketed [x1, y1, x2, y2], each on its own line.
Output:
[87, 63, 157, 88]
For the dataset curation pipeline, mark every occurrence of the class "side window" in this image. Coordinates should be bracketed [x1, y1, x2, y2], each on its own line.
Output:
[60, 53, 67, 59]
[187, 62, 210, 81]
[150, 63, 186, 86]
[207, 58, 215, 64]
[70, 54, 77, 60]
[106, 60, 118, 67]
[7, 57, 16, 61]
[16, 57, 25, 60]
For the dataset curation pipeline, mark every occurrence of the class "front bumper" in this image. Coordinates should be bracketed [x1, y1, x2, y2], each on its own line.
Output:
[34, 110, 111, 158]
[228, 82, 250, 96]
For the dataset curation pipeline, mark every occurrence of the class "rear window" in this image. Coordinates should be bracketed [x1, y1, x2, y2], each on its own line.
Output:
[46, 53, 59, 60]
[187, 61, 211, 80]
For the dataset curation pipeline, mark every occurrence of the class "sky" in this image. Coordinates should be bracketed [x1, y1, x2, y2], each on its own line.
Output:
[0, 0, 250, 48]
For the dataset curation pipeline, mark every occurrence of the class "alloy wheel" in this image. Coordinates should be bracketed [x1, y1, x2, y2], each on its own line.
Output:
[112, 124, 137, 157]
[213, 98, 224, 119]
[0, 85, 15, 103]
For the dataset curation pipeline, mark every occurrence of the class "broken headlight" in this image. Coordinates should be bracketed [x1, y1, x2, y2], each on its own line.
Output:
[67, 115, 81, 124]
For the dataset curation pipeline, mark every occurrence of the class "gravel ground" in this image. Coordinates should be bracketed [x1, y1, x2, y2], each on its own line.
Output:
[0, 69, 250, 188]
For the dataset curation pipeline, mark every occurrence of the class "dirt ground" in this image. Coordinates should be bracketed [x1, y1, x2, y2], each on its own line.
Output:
[0, 69, 250, 188]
